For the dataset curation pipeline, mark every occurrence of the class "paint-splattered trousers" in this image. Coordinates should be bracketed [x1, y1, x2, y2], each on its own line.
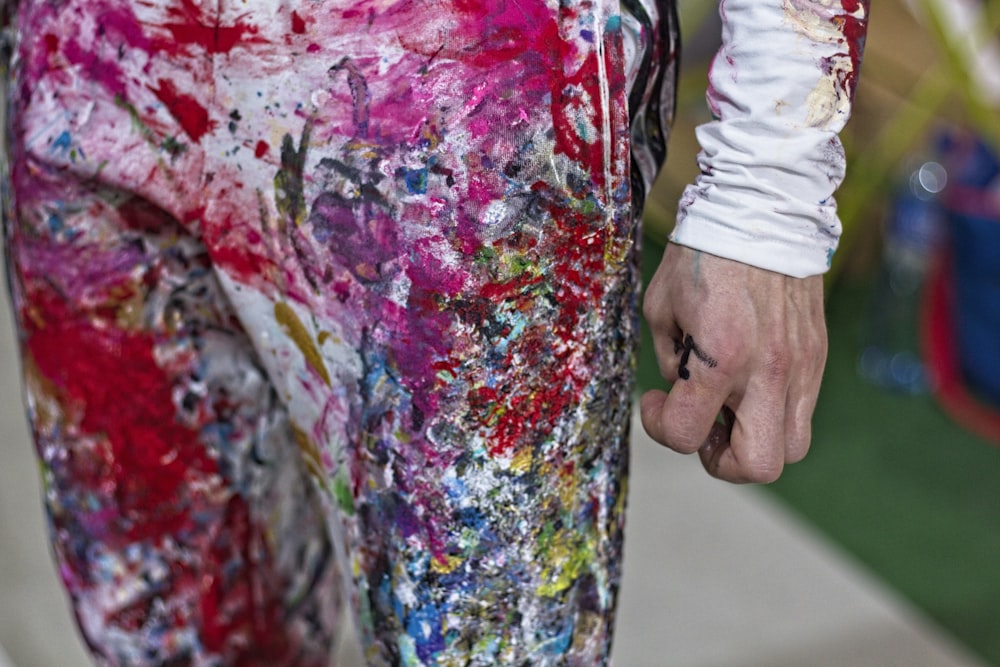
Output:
[2, 0, 677, 664]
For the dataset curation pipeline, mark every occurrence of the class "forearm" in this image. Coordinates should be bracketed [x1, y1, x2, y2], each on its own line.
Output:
[671, 0, 870, 278]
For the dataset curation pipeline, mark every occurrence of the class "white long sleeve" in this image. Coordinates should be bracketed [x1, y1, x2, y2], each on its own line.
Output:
[670, 0, 870, 278]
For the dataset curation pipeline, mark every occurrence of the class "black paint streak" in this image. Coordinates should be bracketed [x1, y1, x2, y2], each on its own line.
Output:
[677, 334, 718, 381]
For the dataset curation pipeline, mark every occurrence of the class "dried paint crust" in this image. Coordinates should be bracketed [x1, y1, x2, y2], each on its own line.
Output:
[3, 0, 677, 664]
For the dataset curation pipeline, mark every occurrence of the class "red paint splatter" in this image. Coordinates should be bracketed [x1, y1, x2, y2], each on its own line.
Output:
[291, 10, 306, 34]
[151, 78, 212, 142]
[202, 210, 277, 287]
[24, 283, 217, 543]
[836, 0, 870, 101]
[159, 0, 264, 55]
[549, 24, 629, 190]
[254, 140, 269, 158]
[199, 496, 302, 663]
[160, 21, 261, 54]
[469, 192, 612, 457]
[21, 266, 320, 663]
[117, 195, 179, 234]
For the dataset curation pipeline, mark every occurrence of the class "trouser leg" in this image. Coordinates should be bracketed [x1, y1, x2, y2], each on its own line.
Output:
[197, 1, 672, 663]
[4, 168, 341, 666]
[4, 2, 342, 663]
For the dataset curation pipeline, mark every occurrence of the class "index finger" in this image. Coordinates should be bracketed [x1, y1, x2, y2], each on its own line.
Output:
[639, 356, 735, 455]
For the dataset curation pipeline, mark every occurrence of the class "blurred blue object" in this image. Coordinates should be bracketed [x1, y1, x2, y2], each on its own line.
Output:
[942, 133, 1000, 406]
[860, 155, 947, 394]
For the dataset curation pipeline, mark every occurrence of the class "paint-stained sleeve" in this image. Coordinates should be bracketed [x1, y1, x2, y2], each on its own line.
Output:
[670, 0, 869, 278]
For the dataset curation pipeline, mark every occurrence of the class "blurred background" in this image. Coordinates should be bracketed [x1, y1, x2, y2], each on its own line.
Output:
[639, 0, 1000, 663]
[3, 0, 1000, 665]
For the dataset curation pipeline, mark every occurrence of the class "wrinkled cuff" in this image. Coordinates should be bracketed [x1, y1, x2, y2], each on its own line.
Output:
[670, 119, 844, 279]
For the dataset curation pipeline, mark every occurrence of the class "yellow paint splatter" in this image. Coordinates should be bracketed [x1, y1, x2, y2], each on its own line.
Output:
[511, 447, 533, 474]
[431, 553, 464, 575]
[536, 530, 593, 597]
[274, 301, 331, 386]
[614, 475, 628, 520]
[291, 424, 325, 480]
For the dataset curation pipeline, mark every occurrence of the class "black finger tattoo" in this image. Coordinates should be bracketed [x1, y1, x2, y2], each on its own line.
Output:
[677, 335, 694, 380]
[677, 334, 718, 381]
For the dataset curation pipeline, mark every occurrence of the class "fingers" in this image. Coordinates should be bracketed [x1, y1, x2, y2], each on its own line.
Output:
[639, 347, 734, 455]
[783, 280, 828, 464]
[640, 246, 828, 484]
[641, 327, 806, 484]
[783, 354, 823, 464]
[644, 310, 684, 386]
[697, 405, 736, 468]
[699, 375, 788, 484]
[697, 328, 826, 482]
[641, 327, 818, 483]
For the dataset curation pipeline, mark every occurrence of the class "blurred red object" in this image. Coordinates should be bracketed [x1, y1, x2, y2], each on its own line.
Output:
[922, 250, 1000, 443]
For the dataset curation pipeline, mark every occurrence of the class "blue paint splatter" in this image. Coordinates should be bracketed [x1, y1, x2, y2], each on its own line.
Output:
[406, 604, 445, 662]
[404, 168, 428, 195]
[51, 130, 72, 154]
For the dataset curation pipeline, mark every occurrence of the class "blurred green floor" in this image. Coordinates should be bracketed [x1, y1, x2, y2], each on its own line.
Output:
[638, 239, 1000, 667]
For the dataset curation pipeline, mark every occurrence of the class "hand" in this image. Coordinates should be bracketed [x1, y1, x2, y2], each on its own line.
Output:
[640, 243, 828, 483]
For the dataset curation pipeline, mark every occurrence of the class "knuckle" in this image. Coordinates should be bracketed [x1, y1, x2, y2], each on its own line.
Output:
[814, 328, 830, 361]
[641, 397, 702, 454]
[759, 342, 792, 383]
[786, 445, 809, 465]
[641, 289, 668, 326]
[641, 292, 656, 322]
[786, 425, 813, 464]
[710, 337, 746, 373]
[662, 421, 703, 454]
[802, 327, 828, 361]
[665, 435, 702, 455]
[744, 460, 784, 484]
[736, 440, 785, 483]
